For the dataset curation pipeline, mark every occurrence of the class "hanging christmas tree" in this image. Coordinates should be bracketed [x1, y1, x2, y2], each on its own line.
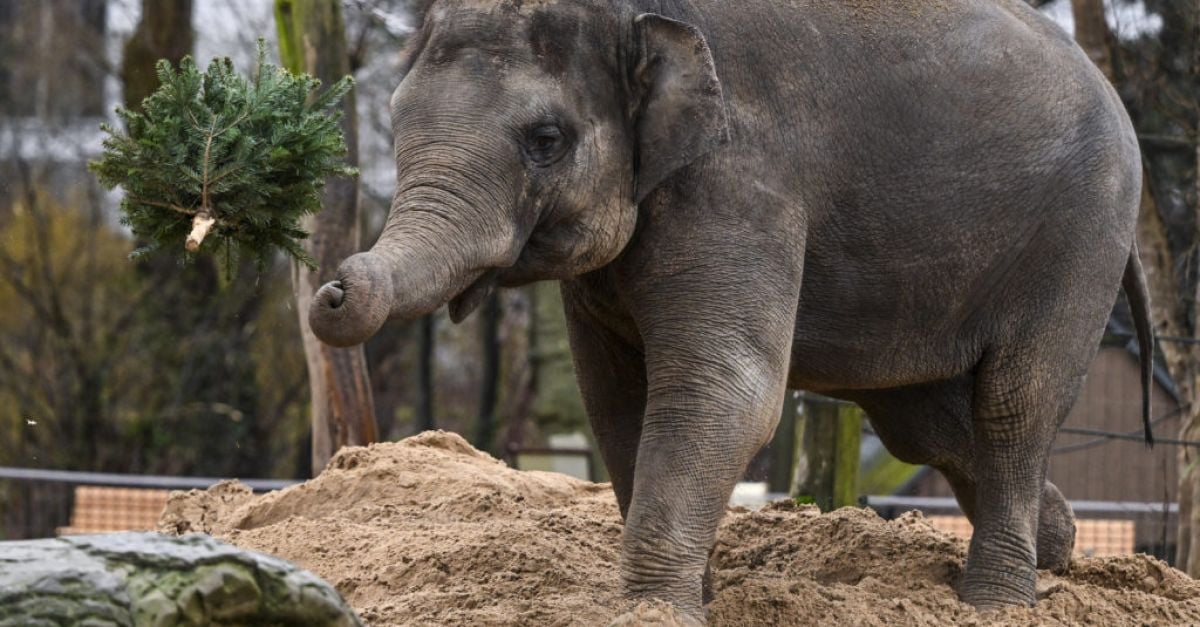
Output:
[90, 43, 355, 270]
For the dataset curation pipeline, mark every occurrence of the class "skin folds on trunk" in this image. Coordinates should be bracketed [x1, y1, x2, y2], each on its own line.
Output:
[310, 106, 524, 347]
[308, 201, 508, 347]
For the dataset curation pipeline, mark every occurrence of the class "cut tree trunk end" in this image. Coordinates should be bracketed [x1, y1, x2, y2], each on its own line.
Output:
[185, 211, 215, 252]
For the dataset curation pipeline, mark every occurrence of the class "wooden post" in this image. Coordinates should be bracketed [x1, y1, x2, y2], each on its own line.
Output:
[834, 402, 863, 509]
[796, 395, 862, 511]
[796, 395, 835, 511]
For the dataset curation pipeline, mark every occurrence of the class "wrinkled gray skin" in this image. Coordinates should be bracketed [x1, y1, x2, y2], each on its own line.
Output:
[309, 0, 1151, 620]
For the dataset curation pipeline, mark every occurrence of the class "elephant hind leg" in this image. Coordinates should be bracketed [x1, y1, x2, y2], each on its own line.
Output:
[946, 470, 1074, 573]
[960, 345, 1087, 609]
[852, 376, 1075, 579]
[1036, 482, 1075, 573]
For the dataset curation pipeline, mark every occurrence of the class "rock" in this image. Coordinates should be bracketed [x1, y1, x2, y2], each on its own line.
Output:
[0, 532, 361, 627]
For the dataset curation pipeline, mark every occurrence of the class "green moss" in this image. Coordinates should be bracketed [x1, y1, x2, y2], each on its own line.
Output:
[0, 533, 361, 626]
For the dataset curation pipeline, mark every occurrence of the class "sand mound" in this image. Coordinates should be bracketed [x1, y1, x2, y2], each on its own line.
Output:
[159, 431, 1200, 626]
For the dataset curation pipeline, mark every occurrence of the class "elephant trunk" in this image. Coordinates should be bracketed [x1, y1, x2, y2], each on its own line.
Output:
[307, 249, 396, 349]
[309, 190, 517, 347]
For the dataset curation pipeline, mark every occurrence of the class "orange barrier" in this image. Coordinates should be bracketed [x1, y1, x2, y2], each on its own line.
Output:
[57, 486, 170, 535]
[926, 515, 1135, 557]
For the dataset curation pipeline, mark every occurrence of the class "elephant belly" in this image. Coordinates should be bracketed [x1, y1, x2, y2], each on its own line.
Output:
[784, 319, 981, 393]
[783, 254, 1001, 392]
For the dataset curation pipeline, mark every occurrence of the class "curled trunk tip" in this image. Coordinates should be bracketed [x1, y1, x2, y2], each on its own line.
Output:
[308, 252, 394, 347]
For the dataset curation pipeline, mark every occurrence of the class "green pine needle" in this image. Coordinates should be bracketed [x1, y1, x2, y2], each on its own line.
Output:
[90, 41, 356, 272]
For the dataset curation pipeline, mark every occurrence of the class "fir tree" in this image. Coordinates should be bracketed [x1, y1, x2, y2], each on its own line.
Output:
[90, 42, 355, 270]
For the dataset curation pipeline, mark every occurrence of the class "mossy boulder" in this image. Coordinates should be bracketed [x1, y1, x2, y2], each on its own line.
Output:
[0, 532, 360, 626]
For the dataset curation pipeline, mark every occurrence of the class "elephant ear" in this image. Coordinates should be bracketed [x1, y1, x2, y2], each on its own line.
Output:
[632, 13, 730, 203]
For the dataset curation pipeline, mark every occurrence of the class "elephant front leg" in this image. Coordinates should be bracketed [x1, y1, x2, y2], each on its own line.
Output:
[562, 281, 647, 518]
[619, 318, 794, 618]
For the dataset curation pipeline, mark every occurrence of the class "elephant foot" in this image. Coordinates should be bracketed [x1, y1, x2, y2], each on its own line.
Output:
[608, 601, 705, 627]
[959, 564, 1037, 611]
[959, 527, 1038, 611]
[1036, 483, 1076, 573]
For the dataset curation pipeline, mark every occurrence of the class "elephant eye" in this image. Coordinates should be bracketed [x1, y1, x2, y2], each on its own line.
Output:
[531, 127, 560, 150]
[524, 124, 569, 167]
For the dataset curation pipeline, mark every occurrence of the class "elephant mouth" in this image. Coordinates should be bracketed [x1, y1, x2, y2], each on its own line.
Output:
[448, 269, 499, 323]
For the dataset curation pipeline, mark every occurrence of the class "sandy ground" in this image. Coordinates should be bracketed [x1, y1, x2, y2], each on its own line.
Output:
[158, 431, 1200, 626]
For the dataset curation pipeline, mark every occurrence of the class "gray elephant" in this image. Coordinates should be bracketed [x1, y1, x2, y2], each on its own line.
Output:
[308, 0, 1152, 621]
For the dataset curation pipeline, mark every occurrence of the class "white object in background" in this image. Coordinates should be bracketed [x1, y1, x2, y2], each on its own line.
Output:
[546, 432, 591, 481]
[730, 482, 770, 510]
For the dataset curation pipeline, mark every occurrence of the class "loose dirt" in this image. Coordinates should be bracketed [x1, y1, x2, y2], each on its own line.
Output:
[159, 431, 1200, 626]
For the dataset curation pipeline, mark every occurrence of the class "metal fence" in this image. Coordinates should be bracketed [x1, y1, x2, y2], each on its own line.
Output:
[1, 465, 1181, 568]
[772, 375, 1190, 567]
[0, 428, 1188, 570]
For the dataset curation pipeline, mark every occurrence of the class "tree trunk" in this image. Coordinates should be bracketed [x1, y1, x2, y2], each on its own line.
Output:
[496, 285, 535, 456]
[503, 286, 538, 459]
[417, 314, 436, 432]
[1179, 0, 1200, 575]
[1070, 0, 1114, 79]
[475, 291, 502, 453]
[1131, 146, 1199, 571]
[275, 0, 378, 473]
[120, 0, 193, 111]
[1180, 112, 1200, 571]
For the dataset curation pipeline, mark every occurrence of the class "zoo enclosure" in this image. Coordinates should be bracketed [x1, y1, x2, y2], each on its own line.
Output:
[1, 335, 1191, 566]
[756, 375, 1186, 566]
[1, 464, 1179, 565]
[0, 467, 298, 540]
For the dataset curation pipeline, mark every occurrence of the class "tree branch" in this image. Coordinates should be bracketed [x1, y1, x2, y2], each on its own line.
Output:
[129, 197, 197, 216]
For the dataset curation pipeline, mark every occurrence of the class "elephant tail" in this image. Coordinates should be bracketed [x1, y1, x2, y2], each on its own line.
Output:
[1123, 242, 1154, 447]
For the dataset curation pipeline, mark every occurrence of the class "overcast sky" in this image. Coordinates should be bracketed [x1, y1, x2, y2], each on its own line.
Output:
[1039, 0, 1162, 40]
[105, 0, 1165, 64]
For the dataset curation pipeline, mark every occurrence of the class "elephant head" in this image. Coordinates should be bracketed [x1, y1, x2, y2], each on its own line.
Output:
[309, 0, 728, 347]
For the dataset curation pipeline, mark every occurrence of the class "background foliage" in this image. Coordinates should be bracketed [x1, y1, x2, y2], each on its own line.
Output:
[0, 0, 590, 539]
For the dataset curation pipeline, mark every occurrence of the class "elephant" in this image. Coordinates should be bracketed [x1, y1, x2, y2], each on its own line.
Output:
[307, 0, 1153, 621]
